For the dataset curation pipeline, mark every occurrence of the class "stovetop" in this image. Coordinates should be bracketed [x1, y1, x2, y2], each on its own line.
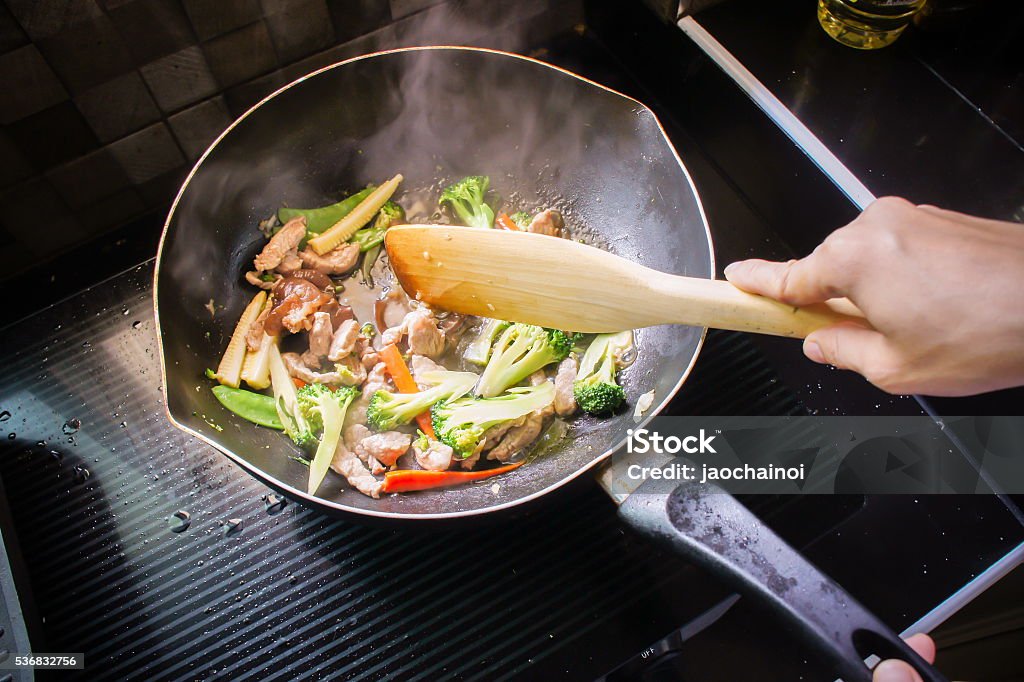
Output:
[1, 2, 1022, 681]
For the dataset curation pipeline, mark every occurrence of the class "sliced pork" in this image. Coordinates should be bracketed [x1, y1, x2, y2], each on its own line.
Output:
[300, 243, 360, 275]
[254, 216, 306, 271]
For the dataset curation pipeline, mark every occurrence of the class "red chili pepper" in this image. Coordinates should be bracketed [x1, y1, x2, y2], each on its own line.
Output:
[292, 377, 306, 389]
[379, 343, 435, 438]
[496, 212, 520, 231]
[381, 460, 525, 493]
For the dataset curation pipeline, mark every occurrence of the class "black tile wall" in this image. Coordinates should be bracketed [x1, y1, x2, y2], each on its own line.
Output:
[107, 0, 195, 62]
[0, 0, 465, 283]
[167, 95, 232, 160]
[0, 45, 68, 123]
[74, 70, 161, 141]
[140, 45, 219, 112]
[8, 100, 99, 169]
[263, 0, 334, 63]
[182, 0, 262, 41]
[37, 13, 133, 93]
[0, 2, 28, 51]
[202, 20, 277, 87]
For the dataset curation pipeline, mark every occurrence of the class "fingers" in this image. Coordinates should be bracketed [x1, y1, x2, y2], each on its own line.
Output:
[724, 253, 848, 306]
[871, 634, 936, 682]
[873, 659, 923, 682]
[803, 323, 902, 391]
[904, 633, 936, 663]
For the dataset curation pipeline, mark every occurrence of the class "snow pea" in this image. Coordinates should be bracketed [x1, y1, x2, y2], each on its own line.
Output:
[277, 186, 375, 235]
[212, 385, 283, 430]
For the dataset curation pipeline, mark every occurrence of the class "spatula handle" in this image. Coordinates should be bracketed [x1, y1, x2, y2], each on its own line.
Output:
[652, 274, 867, 338]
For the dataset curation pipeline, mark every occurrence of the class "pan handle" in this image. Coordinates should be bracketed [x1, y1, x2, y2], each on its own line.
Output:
[618, 479, 948, 682]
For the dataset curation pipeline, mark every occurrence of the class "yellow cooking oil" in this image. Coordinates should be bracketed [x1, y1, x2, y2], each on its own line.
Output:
[818, 0, 927, 49]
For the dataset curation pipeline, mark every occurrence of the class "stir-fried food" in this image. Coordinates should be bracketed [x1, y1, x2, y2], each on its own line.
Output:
[208, 175, 637, 497]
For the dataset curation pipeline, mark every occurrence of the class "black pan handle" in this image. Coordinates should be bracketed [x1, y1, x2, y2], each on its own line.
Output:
[618, 478, 947, 682]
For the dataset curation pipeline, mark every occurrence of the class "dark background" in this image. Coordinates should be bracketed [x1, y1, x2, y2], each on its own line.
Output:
[0, 0, 460, 285]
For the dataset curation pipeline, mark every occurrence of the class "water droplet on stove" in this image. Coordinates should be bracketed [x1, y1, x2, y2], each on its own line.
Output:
[221, 518, 243, 536]
[132, 320, 142, 329]
[197, 560, 204, 567]
[82, 341, 90, 348]
[72, 465, 90, 484]
[263, 493, 286, 515]
[288, 574, 297, 584]
[0, 411, 9, 422]
[62, 418, 81, 435]
[6, 433, 13, 440]
[122, 308, 130, 316]
[120, 421, 127, 428]
[49, 450, 63, 462]
[168, 510, 191, 533]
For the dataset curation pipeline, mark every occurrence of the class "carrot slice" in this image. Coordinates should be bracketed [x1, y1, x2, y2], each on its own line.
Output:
[382, 460, 525, 493]
[379, 343, 435, 438]
[496, 212, 520, 231]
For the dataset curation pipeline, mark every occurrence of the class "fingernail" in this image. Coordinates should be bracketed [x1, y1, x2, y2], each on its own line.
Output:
[804, 340, 825, 364]
[723, 262, 739, 277]
[872, 660, 917, 682]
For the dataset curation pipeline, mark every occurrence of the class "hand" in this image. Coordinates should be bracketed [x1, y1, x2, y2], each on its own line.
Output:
[873, 633, 936, 682]
[724, 197, 1024, 396]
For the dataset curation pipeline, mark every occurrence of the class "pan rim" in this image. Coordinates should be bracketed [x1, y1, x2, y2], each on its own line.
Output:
[153, 45, 715, 520]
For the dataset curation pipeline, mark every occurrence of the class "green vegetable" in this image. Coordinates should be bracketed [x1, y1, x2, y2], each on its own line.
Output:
[463, 318, 511, 366]
[295, 383, 358, 494]
[268, 344, 314, 448]
[431, 382, 555, 459]
[511, 211, 532, 229]
[204, 368, 217, 380]
[308, 175, 402, 254]
[277, 186, 375, 235]
[574, 330, 634, 415]
[440, 176, 494, 229]
[367, 369, 478, 431]
[360, 322, 376, 339]
[350, 200, 405, 252]
[211, 385, 283, 429]
[361, 243, 381, 288]
[476, 324, 572, 398]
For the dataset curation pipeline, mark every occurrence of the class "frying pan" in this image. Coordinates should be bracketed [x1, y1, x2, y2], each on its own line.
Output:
[155, 47, 944, 681]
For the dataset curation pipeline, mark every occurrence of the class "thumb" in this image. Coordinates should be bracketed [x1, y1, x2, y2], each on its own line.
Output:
[804, 323, 897, 384]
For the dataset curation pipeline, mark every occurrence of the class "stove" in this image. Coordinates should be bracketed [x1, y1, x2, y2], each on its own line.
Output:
[1, 2, 1022, 680]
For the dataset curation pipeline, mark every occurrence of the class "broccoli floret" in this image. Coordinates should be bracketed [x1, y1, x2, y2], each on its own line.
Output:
[463, 318, 511, 366]
[573, 331, 633, 415]
[510, 211, 532, 229]
[366, 370, 478, 431]
[349, 200, 405, 252]
[440, 176, 494, 229]
[296, 383, 357, 434]
[476, 323, 572, 398]
[375, 200, 405, 229]
[431, 382, 555, 458]
[295, 383, 358, 494]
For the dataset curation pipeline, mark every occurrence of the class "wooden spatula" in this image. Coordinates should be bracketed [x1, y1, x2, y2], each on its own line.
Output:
[384, 225, 866, 337]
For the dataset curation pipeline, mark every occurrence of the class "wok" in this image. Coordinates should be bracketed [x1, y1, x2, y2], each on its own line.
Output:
[155, 47, 944, 681]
